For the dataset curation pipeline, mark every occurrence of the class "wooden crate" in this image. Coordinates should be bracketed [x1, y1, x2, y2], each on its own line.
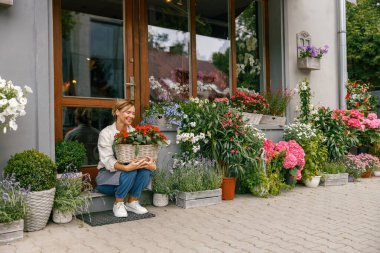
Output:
[176, 188, 222, 209]
[0, 219, 23, 244]
[320, 173, 348, 186]
[259, 115, 286, 125]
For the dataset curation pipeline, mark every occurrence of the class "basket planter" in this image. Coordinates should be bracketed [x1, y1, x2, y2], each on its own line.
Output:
[304, 176, 321, 188]
[52, 209, 73, 224]
[297, 57, 320, 70]
[0, 219, 23, 244]
[259, 115, 286, 125]
[153, 193, 169, 207]
[320, 173, 348, 186]
[176, 188, 222, 209]
[242, 112, 263, 125]
[115, 144, 160, 163]
[24, 188, 56, 232]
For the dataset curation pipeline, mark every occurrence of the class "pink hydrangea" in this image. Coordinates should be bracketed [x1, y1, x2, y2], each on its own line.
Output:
[283, 153, 297, 169]
[363, 118, 380, 129]
[347, 118, 362, 129]
[275, 141, 289, 152]
[367, 113, 377, 120]
[349, 109, 364, 119]
[296, 170, 302, 180]
[264, 139, 276, 161]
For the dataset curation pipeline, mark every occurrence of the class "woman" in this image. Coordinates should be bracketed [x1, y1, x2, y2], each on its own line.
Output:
[96, 100, 156, 217]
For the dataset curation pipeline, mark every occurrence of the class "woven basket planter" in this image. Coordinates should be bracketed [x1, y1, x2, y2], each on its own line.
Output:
[115, 144, 160, 163]
[242, 112, 263, 125]
[24, 188, 55, 232]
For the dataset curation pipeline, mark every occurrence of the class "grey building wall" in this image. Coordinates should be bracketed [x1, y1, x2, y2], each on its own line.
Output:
[0, 0, 54, 172]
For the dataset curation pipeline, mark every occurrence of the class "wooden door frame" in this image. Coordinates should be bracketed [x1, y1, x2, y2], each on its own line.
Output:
[53, 0, 140, 141]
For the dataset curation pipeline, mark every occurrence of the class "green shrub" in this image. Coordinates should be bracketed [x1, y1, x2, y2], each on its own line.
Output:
[54, 173, 92, 214]
[55, 140, 86, 173]
[322, 161, 347, 174]
[152, 169, 172, 195]
[170, 167, 221, 193]
[4, 149, 57, 191]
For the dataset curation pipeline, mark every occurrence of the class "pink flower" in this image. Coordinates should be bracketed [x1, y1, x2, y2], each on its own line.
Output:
[214, 97, 229, 103]
[283, 153, 297, 169]
[367, 113, 377, 120]
[347, 118, 362, 129]
[275, 141, 289, 152]
[296, 170, 302, 180]
[349, 109, 364, 119]
[264, 139, 276, 161]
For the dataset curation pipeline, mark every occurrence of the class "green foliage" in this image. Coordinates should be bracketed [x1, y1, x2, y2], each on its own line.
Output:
[0, 175, 28, 223]
[170, 168, 222, 193]
[152, 169, 172, 195]
[4, 149, 57, 192]
[321, 161, 347, 174]
[345, 81, 377, 112]
[311, 107, 358, 161]
[301, 136, 328, 181]
[262, 89, 293, 116]
[297, 78, 312, 123]
[53, 173, 92, 214]
[347, 0, 380, 87]
[55, 140, 86, 173]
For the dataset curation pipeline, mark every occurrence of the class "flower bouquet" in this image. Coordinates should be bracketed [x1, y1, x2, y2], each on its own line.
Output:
[114, 124, 170, 163]
[0, 76, 33, 134]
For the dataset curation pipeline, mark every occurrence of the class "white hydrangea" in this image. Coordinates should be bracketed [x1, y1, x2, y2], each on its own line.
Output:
[0, 76, 32, 133]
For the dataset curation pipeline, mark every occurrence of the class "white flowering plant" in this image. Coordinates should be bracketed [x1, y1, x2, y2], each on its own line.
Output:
[284, 123, 318, 147]
[0, 76, 33, 133]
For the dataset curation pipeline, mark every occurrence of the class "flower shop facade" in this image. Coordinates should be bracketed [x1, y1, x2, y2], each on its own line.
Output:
[0, 0, 346, 170]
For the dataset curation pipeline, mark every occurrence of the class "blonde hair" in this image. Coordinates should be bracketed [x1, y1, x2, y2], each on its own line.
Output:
[112, 100, 135, 120]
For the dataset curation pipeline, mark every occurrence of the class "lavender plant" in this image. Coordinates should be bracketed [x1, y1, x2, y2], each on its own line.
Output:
[0, 174, 29, 223]
[142, 101, 185, 127]
[298, 45, 329, 59]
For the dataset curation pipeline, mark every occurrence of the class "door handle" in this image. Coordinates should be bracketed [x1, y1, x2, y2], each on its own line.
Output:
[125, 76, 135, 100]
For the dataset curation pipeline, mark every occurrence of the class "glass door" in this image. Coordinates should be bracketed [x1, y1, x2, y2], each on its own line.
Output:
[54, 0, 141, 166]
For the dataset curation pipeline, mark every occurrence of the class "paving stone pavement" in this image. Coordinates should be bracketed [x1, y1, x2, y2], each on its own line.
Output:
[1, 178, 380, 253]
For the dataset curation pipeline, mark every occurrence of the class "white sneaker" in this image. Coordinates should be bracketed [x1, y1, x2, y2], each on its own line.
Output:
[113, 202, 128, 218]
[125, 201, 148, 214]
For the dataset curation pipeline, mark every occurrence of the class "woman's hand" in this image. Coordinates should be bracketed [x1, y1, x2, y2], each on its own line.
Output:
[144, 157, 157, 171]
[124, 159, 148, 171]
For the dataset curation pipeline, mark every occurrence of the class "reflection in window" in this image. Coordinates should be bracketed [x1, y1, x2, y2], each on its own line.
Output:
[235, 0, 260, 91]
[61, 0, 124, 99]
[196, 0, 230, 99]
[147, 0, 190, 102]
[62, 107, 113, 165]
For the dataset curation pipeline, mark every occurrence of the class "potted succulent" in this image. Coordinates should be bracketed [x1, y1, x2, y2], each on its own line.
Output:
[171, 157, 222, 208]
[151, 169, 172, 207]
[0, 175, 28, 244]
[4, 149, 57, 232]
[55, 140, 86, 176]
[52, 173, 92, 224]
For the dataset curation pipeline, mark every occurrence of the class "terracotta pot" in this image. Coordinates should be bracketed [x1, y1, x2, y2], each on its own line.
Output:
[221, 177, 236, 200]
[361, 171, 372, 178]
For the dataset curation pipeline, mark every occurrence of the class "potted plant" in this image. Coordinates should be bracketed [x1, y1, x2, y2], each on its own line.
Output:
[52, 173, 92, 224]
[4, 149, 57, 232]
[142, 101, 185, 128]
[261, 89, 293, 125]
[151, 169, 172, 207]
[320, 161, 348, 186]
[230, 89, 269, 125]
[0, 175, 28, 244]
[55, 140, 86, 176]
[345, 81, 377, 113]
[170, 157, 222, 208]
[297, 44, 328, 70]
[114, 124, 170, 164]
[284, 123, 328, 187]
[0, 76, 33, 134]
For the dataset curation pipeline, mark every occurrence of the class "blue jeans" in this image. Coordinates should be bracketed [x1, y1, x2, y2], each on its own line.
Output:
[97, 169, 151, 199]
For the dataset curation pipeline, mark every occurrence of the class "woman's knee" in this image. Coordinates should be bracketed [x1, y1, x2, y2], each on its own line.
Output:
[138, 168, 152, 178]
[119, 170, 137, 184]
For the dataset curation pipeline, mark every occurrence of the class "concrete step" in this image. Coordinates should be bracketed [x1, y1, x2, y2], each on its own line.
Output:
[86, 190, 153, 213]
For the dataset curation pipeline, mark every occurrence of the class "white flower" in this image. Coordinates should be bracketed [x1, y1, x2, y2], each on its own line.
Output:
[19, 97, 27, 105]
[9, 120, 17, 131]
[24, 85, 33, 94]
[189, 122, 196, 127]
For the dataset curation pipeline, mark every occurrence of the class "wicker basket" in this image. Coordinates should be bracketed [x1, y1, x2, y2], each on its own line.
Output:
[115, 144, 160, 163]
[242, 112, 263, 125]
[24, 187, 56, 232]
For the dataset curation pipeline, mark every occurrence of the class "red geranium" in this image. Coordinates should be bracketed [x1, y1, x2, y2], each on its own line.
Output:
[114, 124, 169, 145]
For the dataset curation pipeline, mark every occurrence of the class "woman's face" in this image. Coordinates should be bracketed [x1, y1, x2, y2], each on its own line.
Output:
[116, 105, 135, 126]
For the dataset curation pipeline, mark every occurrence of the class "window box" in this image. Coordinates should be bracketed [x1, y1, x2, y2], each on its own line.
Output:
[297, 57, 320, 70]
[0, 0, 13, 6]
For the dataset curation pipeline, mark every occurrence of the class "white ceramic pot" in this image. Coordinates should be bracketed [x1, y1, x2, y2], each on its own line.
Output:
[304, 176, 321, 188]
[52, 209, 73, 224]
[153, 193, 169, 207]
[374, 171, 380, 177]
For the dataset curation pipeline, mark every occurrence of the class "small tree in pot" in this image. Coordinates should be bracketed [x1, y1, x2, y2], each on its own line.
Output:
[4, 149, 57, 232]
[55, 140, 86, 174]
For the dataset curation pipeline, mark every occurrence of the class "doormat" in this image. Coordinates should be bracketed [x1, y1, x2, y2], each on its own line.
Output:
[77, 211, 155, 227]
